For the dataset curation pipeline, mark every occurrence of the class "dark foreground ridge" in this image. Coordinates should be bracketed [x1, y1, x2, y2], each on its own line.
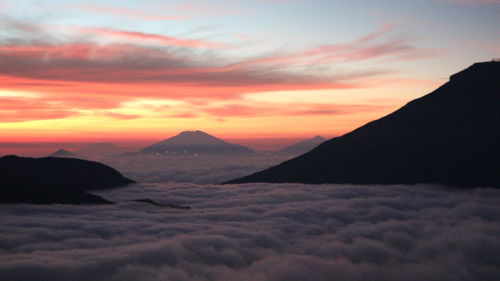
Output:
[0, 155, 135, 204]
[226, 61, 500, 187]
[138, 130, 254, 155]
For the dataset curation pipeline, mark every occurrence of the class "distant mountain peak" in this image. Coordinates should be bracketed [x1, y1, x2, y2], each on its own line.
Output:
[280, 135, 327, 154]
[160, 130, 227, 146]
[139, 130, 254, 155]
[48, 149, 78, 158]
[179, 130, 206, 135]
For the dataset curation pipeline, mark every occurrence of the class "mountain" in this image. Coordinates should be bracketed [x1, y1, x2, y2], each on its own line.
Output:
[0, 155, 135, 204]
[139, 130, 254, 155]
[48, 149, 79, 158]
[226, 61, 500, 188]
[75, 142, 135, 158]
[280, 136, 326, 154]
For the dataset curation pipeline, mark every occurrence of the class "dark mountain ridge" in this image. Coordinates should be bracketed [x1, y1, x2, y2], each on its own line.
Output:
[226, 62, 500, 187]
[0, 155, 135, 204]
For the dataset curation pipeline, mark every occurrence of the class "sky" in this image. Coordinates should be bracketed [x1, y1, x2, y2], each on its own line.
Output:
[0, 0, 499, 144]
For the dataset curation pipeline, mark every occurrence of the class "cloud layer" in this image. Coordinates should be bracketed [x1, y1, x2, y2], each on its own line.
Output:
[101, 153, 295, 184]
[0, 15, 440, 123]
[1, 183, 499, 281]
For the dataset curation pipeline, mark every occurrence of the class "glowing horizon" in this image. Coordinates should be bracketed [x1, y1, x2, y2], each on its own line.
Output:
[0, 0, 498, 144]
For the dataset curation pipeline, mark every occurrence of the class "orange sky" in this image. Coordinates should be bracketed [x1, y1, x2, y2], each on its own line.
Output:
[1, 0, 497, 146]
[0, 36, 442, 142]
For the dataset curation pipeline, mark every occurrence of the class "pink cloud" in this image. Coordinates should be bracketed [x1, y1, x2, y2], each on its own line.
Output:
[232, 24, 441, 67]
[73, 27, 226, 49]
[0, 110, 75, 122]
[0, 97, 79, 122]
[200, 103, 391, 118]
[0, 42, 360, 87]
[468, 42, 500, 54]
[167, 112, 199, 118]
[101, 112, 141, 120]
[0, 20, 441, 122]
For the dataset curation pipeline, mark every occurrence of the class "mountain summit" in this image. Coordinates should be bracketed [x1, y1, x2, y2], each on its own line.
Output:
[48, 149, 78, 158]
[139, 130, 254, 155]
[226, 62, 500, 187]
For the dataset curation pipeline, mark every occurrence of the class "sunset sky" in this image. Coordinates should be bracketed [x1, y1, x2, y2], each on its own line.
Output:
[0, 0, 499, 146]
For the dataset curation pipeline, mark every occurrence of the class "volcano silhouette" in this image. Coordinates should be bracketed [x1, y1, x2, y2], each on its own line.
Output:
[48, 149, 79, 158]
[226, 62, 500, 188]
[139, 130, 254, 155]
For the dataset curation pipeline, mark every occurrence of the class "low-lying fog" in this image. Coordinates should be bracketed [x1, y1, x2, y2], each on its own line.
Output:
[1, 183, 499, 281]
[101, 153, 294, 184]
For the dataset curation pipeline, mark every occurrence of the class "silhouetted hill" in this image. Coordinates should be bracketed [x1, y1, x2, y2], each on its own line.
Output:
[280, 136, 326, 154]
[0, 155, 135, 204]
[139, 130, 254, 155]
[48, 149, 79, 158]
[226, 62, 500, 188]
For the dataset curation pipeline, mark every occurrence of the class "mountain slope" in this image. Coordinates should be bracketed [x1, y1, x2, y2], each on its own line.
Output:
[280, 136, 326, 154]
[0, 155, 135, 204]
[226, 62, 500, 187]
[139, 130, 254, 155]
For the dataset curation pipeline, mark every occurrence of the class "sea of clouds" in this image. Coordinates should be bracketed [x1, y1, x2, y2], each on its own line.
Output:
[1, 183, 499, 281]
[101, 153, 294, 184]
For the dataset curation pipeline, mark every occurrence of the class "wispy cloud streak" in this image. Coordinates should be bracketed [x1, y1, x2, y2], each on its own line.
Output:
[73, 27, 226, 48]
[0, 18, 440, 122]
